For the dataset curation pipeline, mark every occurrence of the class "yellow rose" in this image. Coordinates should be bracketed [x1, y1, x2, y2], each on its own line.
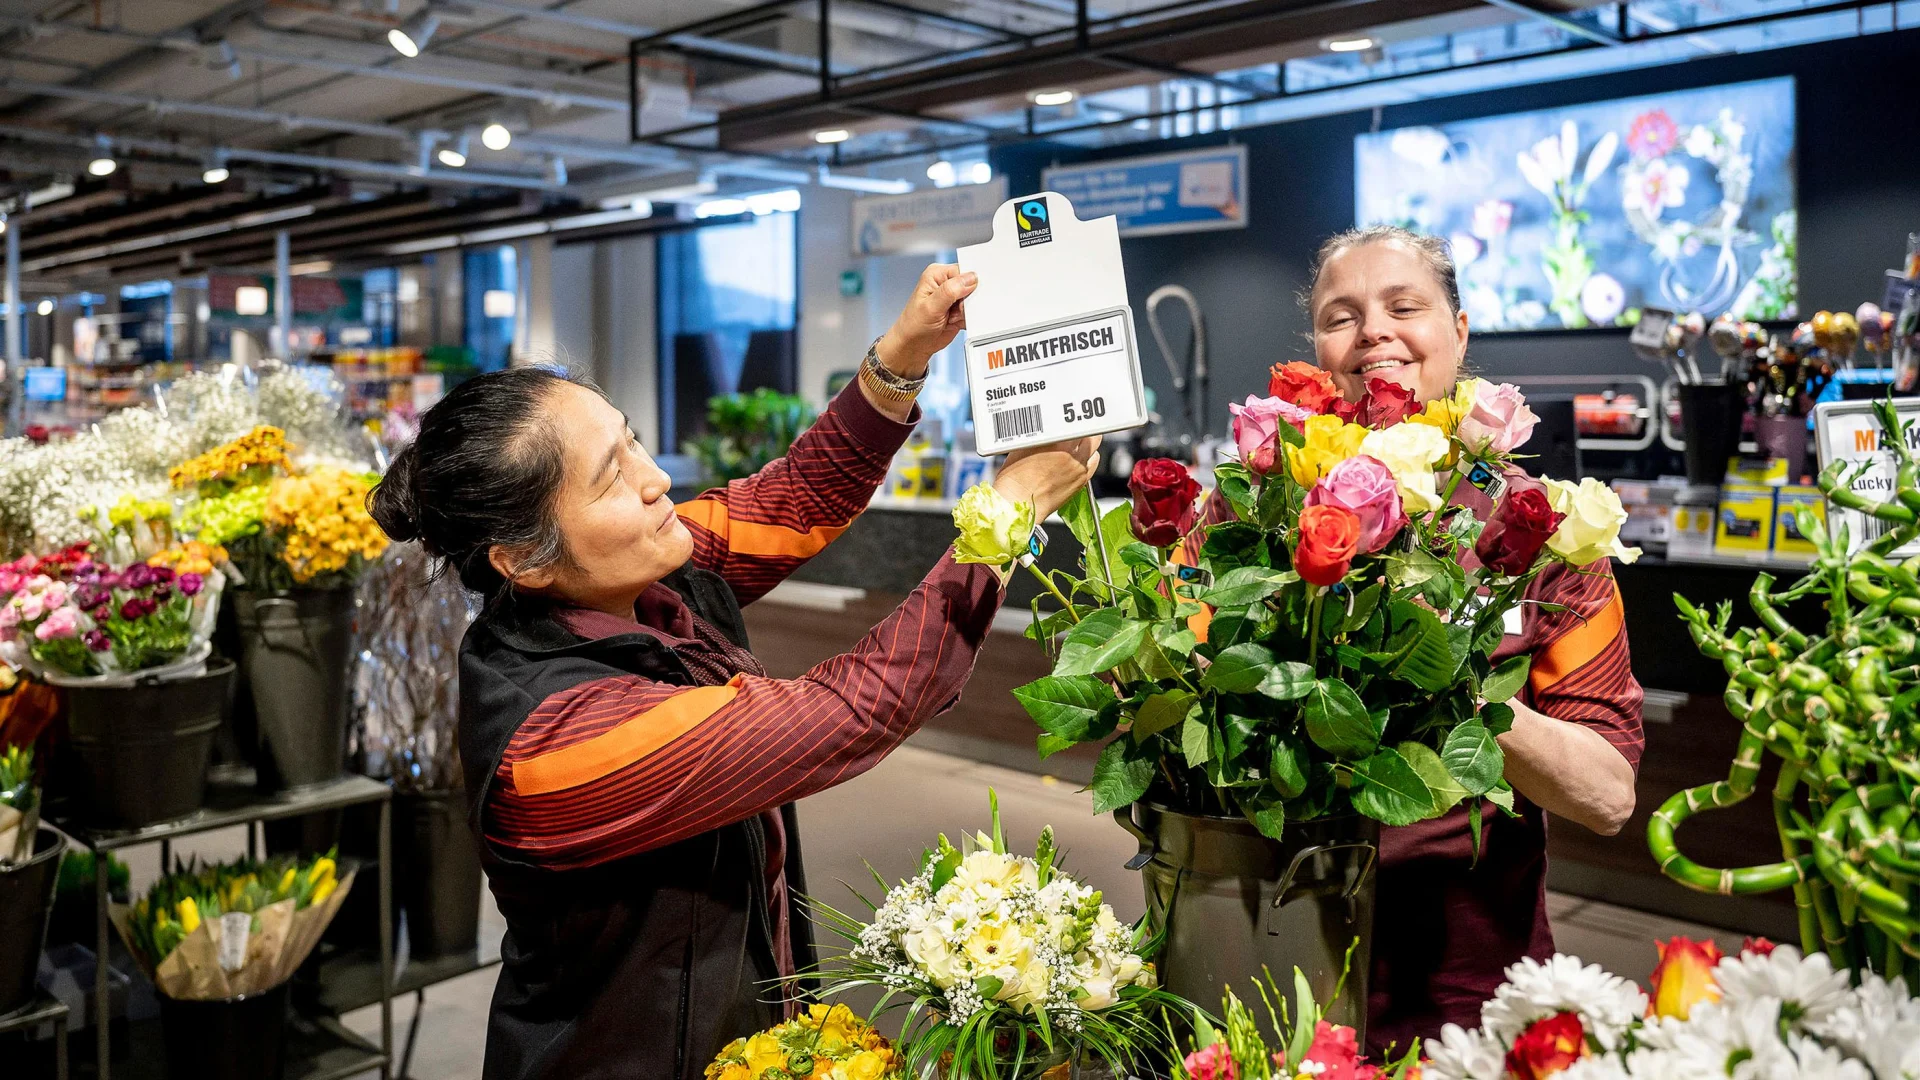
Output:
[1543, 477, 1641, 566]
[838, 1050, 889, 1080]
[950, 483, 1036, 566]
[1287, 414, 1368, 487]
[1358, 423, 1450, 514]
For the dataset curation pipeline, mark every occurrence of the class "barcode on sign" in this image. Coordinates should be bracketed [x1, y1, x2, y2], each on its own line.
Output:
[991, 405, 1044, 442]
[1851, 511, 1895, 547]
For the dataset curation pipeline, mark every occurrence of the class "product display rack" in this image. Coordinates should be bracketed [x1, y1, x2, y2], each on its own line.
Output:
[0, 993, 71, 1080]
[318, 940, 502, 1079]
[50, 775, 394, 1080]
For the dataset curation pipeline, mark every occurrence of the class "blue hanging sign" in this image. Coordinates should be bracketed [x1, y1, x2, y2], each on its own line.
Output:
[1042, 144, 1248, 239]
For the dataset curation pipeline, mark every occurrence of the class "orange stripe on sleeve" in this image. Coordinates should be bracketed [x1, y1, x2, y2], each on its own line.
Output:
[512, 676, 744, 796]
[676, 499, 853, 560]
[1529, 583, 1625, 693]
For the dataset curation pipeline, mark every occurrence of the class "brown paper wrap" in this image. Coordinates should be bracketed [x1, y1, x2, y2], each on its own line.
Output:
[111, 869, 356, 1001]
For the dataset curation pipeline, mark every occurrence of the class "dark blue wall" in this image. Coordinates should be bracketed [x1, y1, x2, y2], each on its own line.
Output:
[992, 29, 1920, 441]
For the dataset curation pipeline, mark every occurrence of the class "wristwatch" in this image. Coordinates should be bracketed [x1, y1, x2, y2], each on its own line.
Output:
[858, 337, 928, 405]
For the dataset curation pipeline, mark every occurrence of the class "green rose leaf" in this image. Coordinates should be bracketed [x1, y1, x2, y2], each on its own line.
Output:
[1387, 600, 1465, 692]
[1199, 522, 1268, 575]
[1036, 734, 1075, 758]
[1217, 471, 1255, 518]
[1013, 675, 1120, 751]
[1055, 610, 1151, 677]
[1351, 748, 1438, 827]
[1131, 691, 1197, 744]
[1398, 741, 1468, 813]
[1341, 583, 1383, 634]
[1091, 738, 1156, 814]
[1059, 487, 1101, 553]
[1120, 542, 1164, 572]
[974, 975, 1005, 1000]
[1303, 678, 1377, 759]
[1487, 782, 1517, 815]
[1199, 642, 1276, 694]
[1181, 714, 1212, 767]
[1385, 549, 1446, 591]
[1269, 737, 1309, 800]
[1255, 660, 1317, 701]
[1481, 655, 1531, 704]
[1025, 605, 1091, 644]
[1200, 566, 1294, 607]
[1480, 701, 1517, 737]
[1441, 719, 1503, 796]
[1219, 712, 1261, 772]
[1241, 796, 1287, 841]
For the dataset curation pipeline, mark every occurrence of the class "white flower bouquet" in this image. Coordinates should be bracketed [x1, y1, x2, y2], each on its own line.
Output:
[1423, 940, 1919, 1080]
[806, 794, 1185, 1079]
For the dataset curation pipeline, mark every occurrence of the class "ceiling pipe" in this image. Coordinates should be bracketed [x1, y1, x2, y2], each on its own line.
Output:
[454, 0, 854, 75]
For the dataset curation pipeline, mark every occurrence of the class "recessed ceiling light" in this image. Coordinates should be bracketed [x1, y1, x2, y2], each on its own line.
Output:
[813, 129, 852, 144]
[1029, 88, 1076, 106]
[202, 166, 230, 184]
[481, 122, 513, 151]
[36, 299, 54, 316]
[87, 156, 117, 177]
[437, 147, 467, 167]
[1324, 36, 1376, 52]
[389, 10, 439, 57]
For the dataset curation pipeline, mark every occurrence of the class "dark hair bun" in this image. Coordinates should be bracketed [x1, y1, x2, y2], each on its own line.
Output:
[368, 446, 423, 544]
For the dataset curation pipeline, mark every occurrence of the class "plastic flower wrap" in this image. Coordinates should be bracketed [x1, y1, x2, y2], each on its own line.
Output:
[353, 543, 475, 792]
[704, 1004, 905, 1080]
[0, 545, 225, 684]
[805, 794, 1181, 1080]
[1175, 966, 1420, 1080]
[0, 743, 39, 867]
[1421, 941, 1914, 1080]
[113, 850, 353, 1001]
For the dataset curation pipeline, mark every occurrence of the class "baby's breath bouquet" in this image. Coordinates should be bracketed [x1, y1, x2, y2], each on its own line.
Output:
[806, 794, 1184, 1080]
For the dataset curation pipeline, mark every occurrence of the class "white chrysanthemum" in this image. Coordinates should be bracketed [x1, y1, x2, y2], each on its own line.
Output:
[1783, 1035, 1875, 1080]
[1714, 947, 1853, 1029]
[1423, 1023, 1506, 1080]
[1554, 1057, 1631, 1080]
[1807, 970, 1920, 1080]
[1481, 955, 1649, 1051]
[1648, 998, 1794, 1078]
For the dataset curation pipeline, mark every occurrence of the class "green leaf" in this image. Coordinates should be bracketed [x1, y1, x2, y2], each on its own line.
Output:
[1467, 800, 1484, 862]
[1206, 603, 1262, 648]
[1486, 782, 1517, 815]
[1256, 660, 1317, 701]
[1352, 748, 1437, 826]
[1091, 739, 1156, 813]
[1480, 701, 1516, 737]
[1303, 678, 1377, 759]
[927, 836, 962, 892]
[1200, 642, 1277, 694]
[1096, 504, 1136, 586]
[1120, 542, 1163, 572]
[1387, 600, 1464, 692]
[1289, 968, 1317, 1064]
[1059, 487, 1100, 554]
[1269, 737, 1308, 799]
[1181, 714, 1212, 767]
[1200, 565, 1294, 606]
[1055, 611, 1150, 676]
[1341, 583, 1383, 633]
[1036, 734, 1075, 759]
[1154, 622, 1197, 656]
[1199, 522, 1268, 574]
[1246, 799, 1287, 841]
[1131, 691, 1196, 743]
[1385, 549, 1446, 591]
[1398, 741, 1468, 813]
[1024, 605, 1090, 643]
[1277, 419, 1307, 448]
[1441, 720, 1503, 796]
[1217, 470, 1255, 518]
[1219, 713, 1261, 776]
[974, 975, 1004, 1000]
[1013, 675, 1119, 746]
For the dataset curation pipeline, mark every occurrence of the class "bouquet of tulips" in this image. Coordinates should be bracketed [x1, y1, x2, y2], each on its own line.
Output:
[113, 850, 352, 1001]
[0, 742, 37, 866]
[1423, 938, 1917, 1080]
[0, 541, 225, 684]
[958, 364, 1639, 843]
[704, 1004, 906, 1080]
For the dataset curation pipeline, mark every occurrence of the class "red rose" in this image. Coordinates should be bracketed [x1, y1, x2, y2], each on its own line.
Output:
[1128, 458, 1202, 547]
[1504, 1012, 1588, 1080]
[1742, 936, 1777, 957]
[1473, 473, 1563, 577]
[1350, 378, 1420, 429]
[1269, 361, 1343, 415]
[1295, 504, 1360, 587]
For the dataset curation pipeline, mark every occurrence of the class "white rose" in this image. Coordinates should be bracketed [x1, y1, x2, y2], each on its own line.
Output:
[1543, 477, 1642, 566]
[1359, 423, 1450, 513]
[1078, 976, 1118, 1010]
[1114, 953, 1144, 984]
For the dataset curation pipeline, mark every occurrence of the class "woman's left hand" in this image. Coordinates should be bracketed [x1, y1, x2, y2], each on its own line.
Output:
[876, 263, 978, 377]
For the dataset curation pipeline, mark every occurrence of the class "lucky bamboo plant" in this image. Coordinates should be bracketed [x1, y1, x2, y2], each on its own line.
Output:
[1657, 397, 1920, 980]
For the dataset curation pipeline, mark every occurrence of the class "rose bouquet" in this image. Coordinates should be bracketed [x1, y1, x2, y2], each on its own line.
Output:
[704, 1004, 906, 1080]
[1178, 966, 1422, 1080]
[962, 363, 1638, 843]
[1423, 939, 1917, 1080]
[0, 543, 225, 684]
[804, 794, 1183, 1079]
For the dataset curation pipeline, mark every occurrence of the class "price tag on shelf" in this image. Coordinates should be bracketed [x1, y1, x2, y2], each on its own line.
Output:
[956, 192, 1148, 455]
[1812, 398, 1920, 557]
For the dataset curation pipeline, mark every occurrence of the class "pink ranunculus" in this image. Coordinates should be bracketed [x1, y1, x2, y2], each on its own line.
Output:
[1455, 381, 1540, 457]
[1304, 455, 1406, 554]
[35, 606, 80, 641]
[1182, 1042, 1238, 1080]
[1230, 394, 1313, 477]
[18, 593, 44, 622]
[43, 581, 68, 610]
[0, 572, 20, 595]
[0, 605, 17, 631]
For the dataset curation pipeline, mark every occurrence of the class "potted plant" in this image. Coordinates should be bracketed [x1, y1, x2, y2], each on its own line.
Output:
[114, 850, 352, 1080]
[0, 743, 65, 1017]
[0, 535, 235, 830]
[961, 369, 1640, 1039]
[174, 427, 389, 790]
[685, 389, 816, 489]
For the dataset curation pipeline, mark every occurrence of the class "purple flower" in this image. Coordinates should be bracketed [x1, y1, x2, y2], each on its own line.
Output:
[148, 565, 176, 584]
[120, 598, 150, 621]
[178, 573, 204, 597]
[84, 629, 111, 652]
[123, 564, 155, 590]
[150, 584, 172, 603]
[74, 586, 102, 611]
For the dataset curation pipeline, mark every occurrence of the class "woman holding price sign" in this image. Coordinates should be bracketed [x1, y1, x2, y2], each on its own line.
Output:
[367, 262, 1101, 1080]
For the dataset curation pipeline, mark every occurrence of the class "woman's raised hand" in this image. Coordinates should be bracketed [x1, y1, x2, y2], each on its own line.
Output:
[874, 264, 978, 378]
[994, 435, 1102, 522]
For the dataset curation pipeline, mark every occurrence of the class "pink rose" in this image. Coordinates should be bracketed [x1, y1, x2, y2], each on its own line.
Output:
[34, 606, 79, 641]
[1456, 381, 1540, 457]
[1304, 455, 1406, 554]
[1229, 395, 1313, 476]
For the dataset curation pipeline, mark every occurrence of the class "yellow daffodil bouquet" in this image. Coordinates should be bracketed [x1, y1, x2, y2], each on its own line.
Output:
[173, 426, 389, 592]
[705, 1004, 905, 1080]
[112, 850, 354, 1001]
[801, 793, 1184, 1080]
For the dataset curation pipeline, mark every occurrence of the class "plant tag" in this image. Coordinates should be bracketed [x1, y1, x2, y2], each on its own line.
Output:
[217, 911, 251, 973]
[1165, 563, 1213, 588]
[1466, 461, 1508, 503]
[1503, 607, 1525, 637]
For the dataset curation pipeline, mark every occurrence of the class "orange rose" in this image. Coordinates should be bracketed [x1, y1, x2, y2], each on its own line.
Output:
[1269, 361, 1343, 415]
[1504, 1012, 1587, 1080]
[1295, 504, 1360, 587]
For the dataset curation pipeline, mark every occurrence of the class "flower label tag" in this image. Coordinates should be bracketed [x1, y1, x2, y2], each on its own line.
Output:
[217, 911, 252, 973]
[1467, 460, 1509, 503]
[958, 192, 1148, 455]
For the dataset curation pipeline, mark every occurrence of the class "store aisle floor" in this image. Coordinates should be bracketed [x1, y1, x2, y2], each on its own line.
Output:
[343, 741, 1747, 1078]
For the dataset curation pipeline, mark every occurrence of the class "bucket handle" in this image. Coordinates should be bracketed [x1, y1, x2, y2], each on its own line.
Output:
[1267, 839, 1377, 930]
[248, 597, 321, 656]
[1112, 806, 1156, 871]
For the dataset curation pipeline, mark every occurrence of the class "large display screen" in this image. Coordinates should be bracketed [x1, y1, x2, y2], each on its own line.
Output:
[1355, 77, 1797, 332]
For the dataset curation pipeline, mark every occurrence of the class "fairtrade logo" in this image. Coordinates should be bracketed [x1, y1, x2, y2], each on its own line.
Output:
[1015, 197, 1052, 247]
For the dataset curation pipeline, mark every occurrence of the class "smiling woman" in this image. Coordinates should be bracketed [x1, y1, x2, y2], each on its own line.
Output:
[1307, 225, 1469, 404]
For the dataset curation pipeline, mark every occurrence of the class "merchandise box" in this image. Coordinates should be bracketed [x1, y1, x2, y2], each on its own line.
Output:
[1669, 493, 1718, 557]
[1715, 482, 1777, 554]
[1774, 486, 1826, 558]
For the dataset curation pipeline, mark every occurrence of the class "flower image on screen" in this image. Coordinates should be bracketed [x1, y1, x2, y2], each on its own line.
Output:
[1355, 77, 1796, 332]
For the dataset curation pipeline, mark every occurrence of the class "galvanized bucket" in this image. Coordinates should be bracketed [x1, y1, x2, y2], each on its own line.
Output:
[233, 588, 356, 790]
[1114, 803, 1378, 1042]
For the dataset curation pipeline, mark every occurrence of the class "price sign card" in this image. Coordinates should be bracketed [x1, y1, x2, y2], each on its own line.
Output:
[957, 192, 1148, 455]
[1812, 398, 1920, 557]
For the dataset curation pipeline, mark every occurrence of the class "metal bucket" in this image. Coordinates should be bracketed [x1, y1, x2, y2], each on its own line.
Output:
[1114, 803, 1378, 1042]
[233, 589, 356, 790]
[64, 660, 234, 829]
[0, 826, 66, 1016]
[394, 790, 483, 958]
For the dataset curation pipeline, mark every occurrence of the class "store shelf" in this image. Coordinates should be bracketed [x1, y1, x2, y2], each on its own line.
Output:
[0, 993, 69, 1036]
[316, 940, 502, 1016]
[100, 1013, 384, 1080]
[1640, 551, 1815, 574]
[52, 775, 390, 853]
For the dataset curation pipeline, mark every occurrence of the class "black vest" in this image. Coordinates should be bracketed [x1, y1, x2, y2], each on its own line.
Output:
[458, 567, 816, 1080]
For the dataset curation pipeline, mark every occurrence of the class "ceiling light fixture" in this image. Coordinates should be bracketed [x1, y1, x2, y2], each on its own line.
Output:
[389, 9, 440, 57]
[969, 162, 992, 184]
[202, 165, 230, 184]
[1324, 36, 1376, 52]
[87, 156, 117, 177]
[630, 198, 653, 217]
[438, 136, 469, 168]
[234, 286, 270, 316]
[36, 299, 54, 316]
[1029, 88, 1076, 106]
[813, 129, 851, 144]
[926, 160, 955, 186]
[481, 122, 512, 151]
